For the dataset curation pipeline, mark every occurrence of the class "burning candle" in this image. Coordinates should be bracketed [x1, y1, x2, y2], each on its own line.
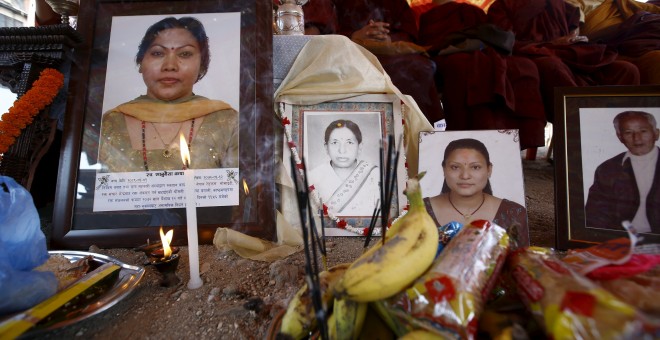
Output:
[150, 226, 180, 287]
[159, 227, 174, 259]
[180, 134, 203, 290]
[137, 233, 179, 259]
[243, 179, 252, 221]
[148, 244, 180, 259]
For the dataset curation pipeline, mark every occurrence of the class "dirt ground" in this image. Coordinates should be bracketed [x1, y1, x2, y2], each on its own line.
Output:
[26, 158, 556, 340]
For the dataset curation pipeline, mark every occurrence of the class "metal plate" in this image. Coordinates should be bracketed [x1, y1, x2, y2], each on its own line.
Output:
[27, 250, 145, 333]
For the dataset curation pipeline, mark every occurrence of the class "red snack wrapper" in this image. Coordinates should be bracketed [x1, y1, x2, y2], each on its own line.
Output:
[382, 220, 510, 339]
[562, 221, 640, 276]
[589, 253, 660, 316]
[509, 247, 648, 339]
[587, 254, 660, 280]
[596, 271, 660, 316]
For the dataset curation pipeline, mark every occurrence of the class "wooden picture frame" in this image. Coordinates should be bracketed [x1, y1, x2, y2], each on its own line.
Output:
[554, 85, 660, 250]
[280, 94, 406, 236]
[51, 0, 275, 249]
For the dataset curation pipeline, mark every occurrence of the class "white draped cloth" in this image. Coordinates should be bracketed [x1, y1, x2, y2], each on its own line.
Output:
[214, 35, 433, 261]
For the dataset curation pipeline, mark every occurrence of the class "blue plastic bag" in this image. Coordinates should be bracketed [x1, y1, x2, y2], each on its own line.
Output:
[0, 176, 57, 315]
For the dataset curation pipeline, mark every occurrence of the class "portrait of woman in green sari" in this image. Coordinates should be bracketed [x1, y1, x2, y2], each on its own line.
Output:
[98, 16, 239, 173]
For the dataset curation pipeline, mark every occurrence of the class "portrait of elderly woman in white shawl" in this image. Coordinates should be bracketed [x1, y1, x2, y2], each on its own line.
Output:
[307, 119, 380, 216]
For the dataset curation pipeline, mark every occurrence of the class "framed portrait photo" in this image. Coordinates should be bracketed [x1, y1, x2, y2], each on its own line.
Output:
[52, 0, 274, 249]
[280, 94, 406, 236]
[555, 85, 660, 250]
[417, 130, 530, 246]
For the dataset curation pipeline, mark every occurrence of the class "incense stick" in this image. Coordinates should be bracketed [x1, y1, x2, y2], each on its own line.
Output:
[301, 159, 329, 340]
[383, 136, 403, 240]
[289, 156, 329, 340]
[301, 158, 324, 273]
[305, 205, 324, 318]
[305, 194, 324, 276]
[379, 143, 385, 237]
[319, 201, 328, 270]
[381, 135, 395, 245]
[363, 201, 381, 253]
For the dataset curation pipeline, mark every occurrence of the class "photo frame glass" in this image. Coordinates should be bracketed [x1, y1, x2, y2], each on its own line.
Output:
[555, 86, 660, 249]
[52, 0, 274, 248]
[88, 13, 241, 220]
[417, 130, 529, 244]
[281, 94, 406, 236]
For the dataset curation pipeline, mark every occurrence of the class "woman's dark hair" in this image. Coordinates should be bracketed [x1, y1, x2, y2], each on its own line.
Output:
[440, 138, 493, 194]
[135, 16, 210, 82]
[324, 120, 363, 144]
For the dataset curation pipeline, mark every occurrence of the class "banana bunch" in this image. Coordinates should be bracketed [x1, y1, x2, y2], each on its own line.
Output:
[334, 173, 439, 302]
[327, 297, 368, 340]
[279, 263, 350, 340]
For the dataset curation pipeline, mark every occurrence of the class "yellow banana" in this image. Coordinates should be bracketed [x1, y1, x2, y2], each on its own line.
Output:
[279, 263, 350, 339]
[398, 329, 445, 339]
[279, 282, 314, 340]
[334, 174, 439, 302]
[331, 297, 368, 340]
[327, 311, 337, 340]
[337, 223, 420, 295]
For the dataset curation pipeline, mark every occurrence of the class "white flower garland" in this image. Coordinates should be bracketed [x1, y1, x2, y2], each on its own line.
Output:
[278, 102, 409, 236]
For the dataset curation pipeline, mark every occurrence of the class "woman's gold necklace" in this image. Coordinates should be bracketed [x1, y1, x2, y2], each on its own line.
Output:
[151, 122, 184, 158]
[448, 192, 486, 219]
[141, 119, 195, 171]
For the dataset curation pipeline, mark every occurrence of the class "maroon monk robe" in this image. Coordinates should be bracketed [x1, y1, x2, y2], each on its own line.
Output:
[487, 0, 639, 122]
[419, 2, 547, 149]
[607, 10, 660, 84]
[303, 0, 445, 124]
[609, 12, 660, 59]
[300, 0, 338, 34]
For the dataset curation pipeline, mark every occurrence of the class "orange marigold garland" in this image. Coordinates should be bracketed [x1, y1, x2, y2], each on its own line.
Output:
[0, 68, 64, 161]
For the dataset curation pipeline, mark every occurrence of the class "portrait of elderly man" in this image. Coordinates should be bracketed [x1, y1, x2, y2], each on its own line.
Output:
[585, 110, 660, 234]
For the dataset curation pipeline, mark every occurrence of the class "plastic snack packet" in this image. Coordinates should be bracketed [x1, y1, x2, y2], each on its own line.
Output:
[509, 247, 647, 339]
[436, 221, 462, 254]
[562, 221, 639, 275]
[588, 247, 660, 316]
[382, 220, 510, 339]
[595, 270, 660, 316]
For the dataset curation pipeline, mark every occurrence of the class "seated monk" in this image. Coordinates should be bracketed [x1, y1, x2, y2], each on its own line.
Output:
[302, 0, 445, 125]
[417, 0, 547, 149]
[487, 0, 640, 123]
[565, 0, 660, 84]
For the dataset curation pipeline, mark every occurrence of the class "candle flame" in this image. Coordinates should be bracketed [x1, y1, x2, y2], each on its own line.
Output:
[243, 179, 250, 195]
[159, 226, 174, 259]
[179, 133, 190, 169]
